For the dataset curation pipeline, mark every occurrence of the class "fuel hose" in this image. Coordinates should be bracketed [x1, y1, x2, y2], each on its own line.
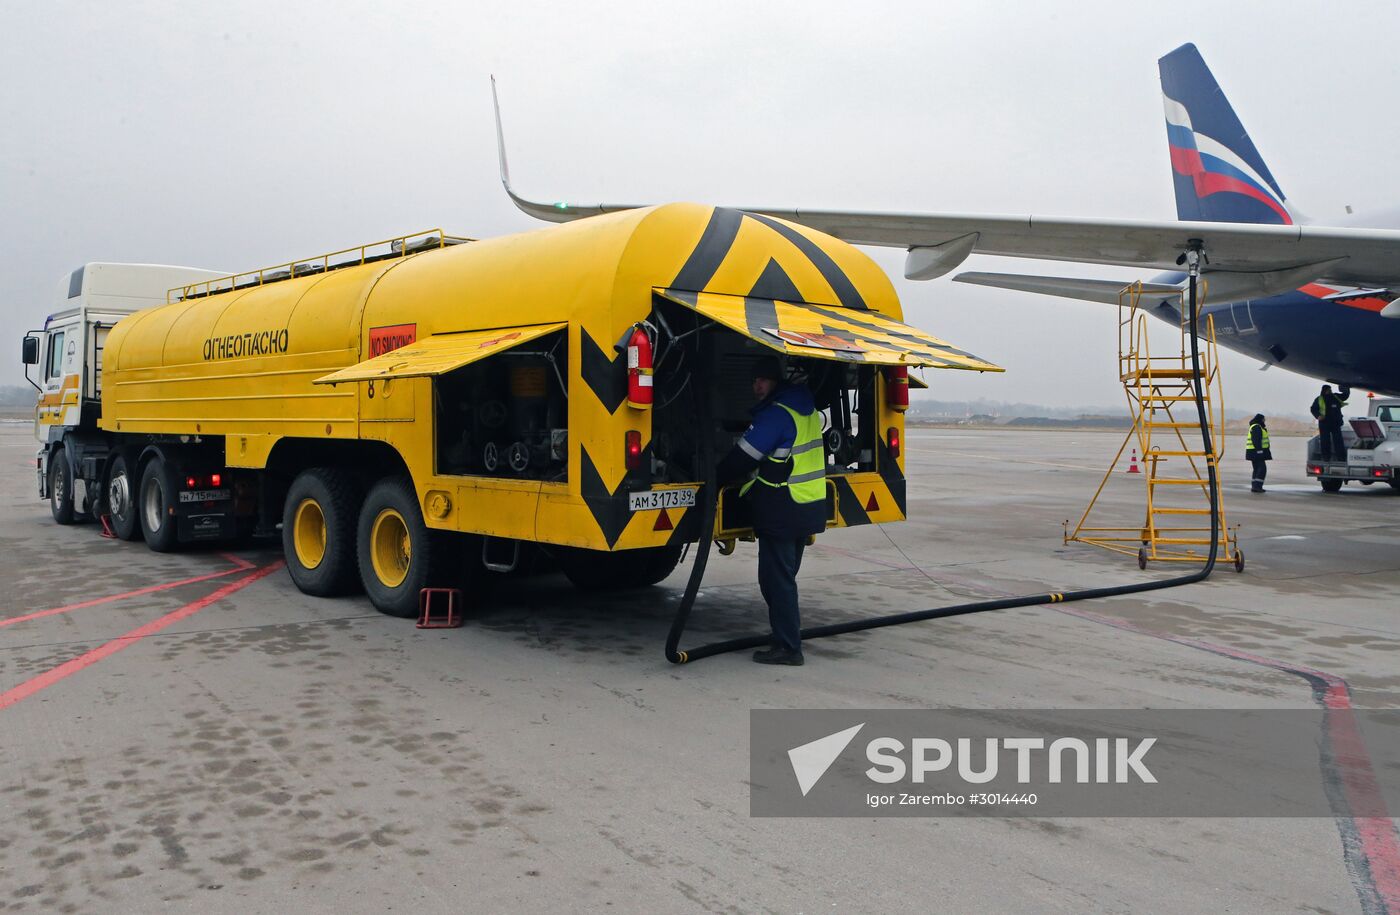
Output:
[666, 248, 1219, 664]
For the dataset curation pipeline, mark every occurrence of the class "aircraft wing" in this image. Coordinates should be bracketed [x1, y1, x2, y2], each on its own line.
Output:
[509, 188, 1400, 291]
[952, 273, 1180, 305]
[491, 79, 1400, 302]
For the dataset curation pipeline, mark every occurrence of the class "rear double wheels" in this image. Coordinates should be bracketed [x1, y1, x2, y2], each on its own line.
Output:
[139, 455, 181, 552]
[283, 468, 362, 596]
[106, 454, 142, 541]
[357, 477, 442, 618]
[1320, 478, 1344, 493]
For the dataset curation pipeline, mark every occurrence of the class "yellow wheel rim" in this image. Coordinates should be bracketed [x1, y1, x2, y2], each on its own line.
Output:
[370, 508, 411, 588]
[292, 498, 327, 570]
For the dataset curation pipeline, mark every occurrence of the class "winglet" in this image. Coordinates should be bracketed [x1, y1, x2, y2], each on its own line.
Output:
[490, 77, 637, 224]
[490, 75, 513, 195]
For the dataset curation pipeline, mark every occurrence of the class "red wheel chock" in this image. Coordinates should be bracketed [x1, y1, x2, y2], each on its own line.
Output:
[99, 515, 117, 539]
[417, 588, 463, 629]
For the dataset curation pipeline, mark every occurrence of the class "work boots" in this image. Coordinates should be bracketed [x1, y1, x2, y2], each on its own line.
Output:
[753, 646, 805, 666]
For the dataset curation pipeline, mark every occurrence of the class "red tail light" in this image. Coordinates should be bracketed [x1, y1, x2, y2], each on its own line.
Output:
[1375, 468, 1387, 478]
[186, 475, 197, 488]
[211, 473, 222, 487]
[625, 430, 642, 470]
[885, 365, 909, 412]
[887, 426, 900, 458]
[1308, 465, 1322, 474]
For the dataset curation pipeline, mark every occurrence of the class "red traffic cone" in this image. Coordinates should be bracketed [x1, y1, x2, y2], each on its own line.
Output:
[1126, 449, 1141, 474]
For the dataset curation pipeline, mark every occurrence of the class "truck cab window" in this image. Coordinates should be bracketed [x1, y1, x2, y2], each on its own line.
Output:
[46, 331, 65, 382]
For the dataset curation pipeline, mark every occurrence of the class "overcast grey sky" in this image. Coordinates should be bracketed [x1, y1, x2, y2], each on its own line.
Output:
[4, 1, 1398, 415]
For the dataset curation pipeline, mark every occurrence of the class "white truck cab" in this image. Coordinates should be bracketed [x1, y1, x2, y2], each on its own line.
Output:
[1305, 397, 1400, 492]
[22, 263, 225, 518]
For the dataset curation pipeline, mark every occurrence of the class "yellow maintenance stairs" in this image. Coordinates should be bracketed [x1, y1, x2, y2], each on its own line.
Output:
[1065, 281, 1243, 572]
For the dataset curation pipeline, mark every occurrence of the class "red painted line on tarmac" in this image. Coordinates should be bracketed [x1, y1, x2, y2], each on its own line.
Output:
[1051, 602, 1400, 914]
[918, 566, 1400, 914]
[0, 561, 282, 712]
[0, 553, 256, 629]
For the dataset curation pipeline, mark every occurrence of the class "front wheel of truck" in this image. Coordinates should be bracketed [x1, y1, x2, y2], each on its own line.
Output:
[49, 449, 75, 525]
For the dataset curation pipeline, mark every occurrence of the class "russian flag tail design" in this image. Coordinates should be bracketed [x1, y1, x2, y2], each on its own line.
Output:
[1158, 43, 1294, 226]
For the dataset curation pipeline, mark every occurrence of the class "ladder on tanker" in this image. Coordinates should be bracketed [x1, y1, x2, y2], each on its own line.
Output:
[1065, 281, 1243, 572]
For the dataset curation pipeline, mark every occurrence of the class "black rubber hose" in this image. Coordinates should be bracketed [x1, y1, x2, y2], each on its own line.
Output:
[666, 261, 1219, 664]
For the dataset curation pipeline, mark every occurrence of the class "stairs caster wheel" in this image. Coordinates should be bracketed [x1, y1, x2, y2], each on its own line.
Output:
[1137, 547, 1148, 570]
[1234, 551, 1245, 573]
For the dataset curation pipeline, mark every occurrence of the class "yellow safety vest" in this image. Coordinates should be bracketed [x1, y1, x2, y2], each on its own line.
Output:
[1315, 394, 1348, 417]
[1245, 423, 1269, 451]
[740, 402, 826, 504]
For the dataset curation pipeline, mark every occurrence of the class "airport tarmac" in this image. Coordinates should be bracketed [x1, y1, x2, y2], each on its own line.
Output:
[2, 420, 1398, 914]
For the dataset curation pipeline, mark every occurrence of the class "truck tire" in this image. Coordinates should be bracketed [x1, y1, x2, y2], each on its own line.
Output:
[1320, 478, 1344, 493]
[139, 455, 181, 552]
[49, 449, 76, 525]
[283, 468, 362, 597]
[106, 454, 142, 541]
[357, 477, 440, 618]
[556, 542, 685, 591]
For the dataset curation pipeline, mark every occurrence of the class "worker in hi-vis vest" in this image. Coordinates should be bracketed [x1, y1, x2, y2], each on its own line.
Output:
[1310, 383, 1351, 461]
[717, 355, 826, 666]
[1244, 413, 1272, 493]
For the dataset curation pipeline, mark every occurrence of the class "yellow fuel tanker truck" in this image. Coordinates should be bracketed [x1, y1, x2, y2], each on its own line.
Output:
[22, 203, 1000, 617]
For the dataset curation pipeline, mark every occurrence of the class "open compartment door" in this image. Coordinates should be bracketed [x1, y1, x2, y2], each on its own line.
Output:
[654, 288, 1000, 372]
[315, 322, 567, 385]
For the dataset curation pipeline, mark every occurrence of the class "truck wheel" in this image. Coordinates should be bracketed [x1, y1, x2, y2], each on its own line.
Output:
[1320, 479, 1344, 493]
[283, 468, 362, 597]
[556, 543, 685, 591]
[139, 456, 181, 552]
[49, 450, 76, 525]
[357, 477, 439, 618]
[106, 454, 142, 541]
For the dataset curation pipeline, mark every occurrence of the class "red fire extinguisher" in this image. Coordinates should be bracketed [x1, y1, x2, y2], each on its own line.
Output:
[885, 364, 909, 412]
[627, 323, 654, 410]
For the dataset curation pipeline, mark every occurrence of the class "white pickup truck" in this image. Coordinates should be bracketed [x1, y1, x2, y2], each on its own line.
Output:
[1306, 398, 1400, 492]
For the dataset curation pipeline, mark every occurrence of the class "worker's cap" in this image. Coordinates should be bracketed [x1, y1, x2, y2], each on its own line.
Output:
[750, 354, 784, 382]
[1321, 383, 1333, 391]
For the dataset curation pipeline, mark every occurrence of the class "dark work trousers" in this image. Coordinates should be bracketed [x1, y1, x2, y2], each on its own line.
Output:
[1319, 427, 1345, 461]
[1250, 458, 1268, 487]
[757, 536, 806, 653]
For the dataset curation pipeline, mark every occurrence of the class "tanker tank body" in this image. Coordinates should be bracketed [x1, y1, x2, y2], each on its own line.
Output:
[25, 205, 1000, 619]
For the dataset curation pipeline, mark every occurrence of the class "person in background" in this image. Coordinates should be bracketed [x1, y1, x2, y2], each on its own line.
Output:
[1244, 413, 1272, 493]
[716, 354, 826, 666]
[1310, 383, 1351, 461]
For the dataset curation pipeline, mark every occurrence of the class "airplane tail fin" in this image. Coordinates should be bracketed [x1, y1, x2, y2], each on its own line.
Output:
[1158, 43, 1296, 225]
